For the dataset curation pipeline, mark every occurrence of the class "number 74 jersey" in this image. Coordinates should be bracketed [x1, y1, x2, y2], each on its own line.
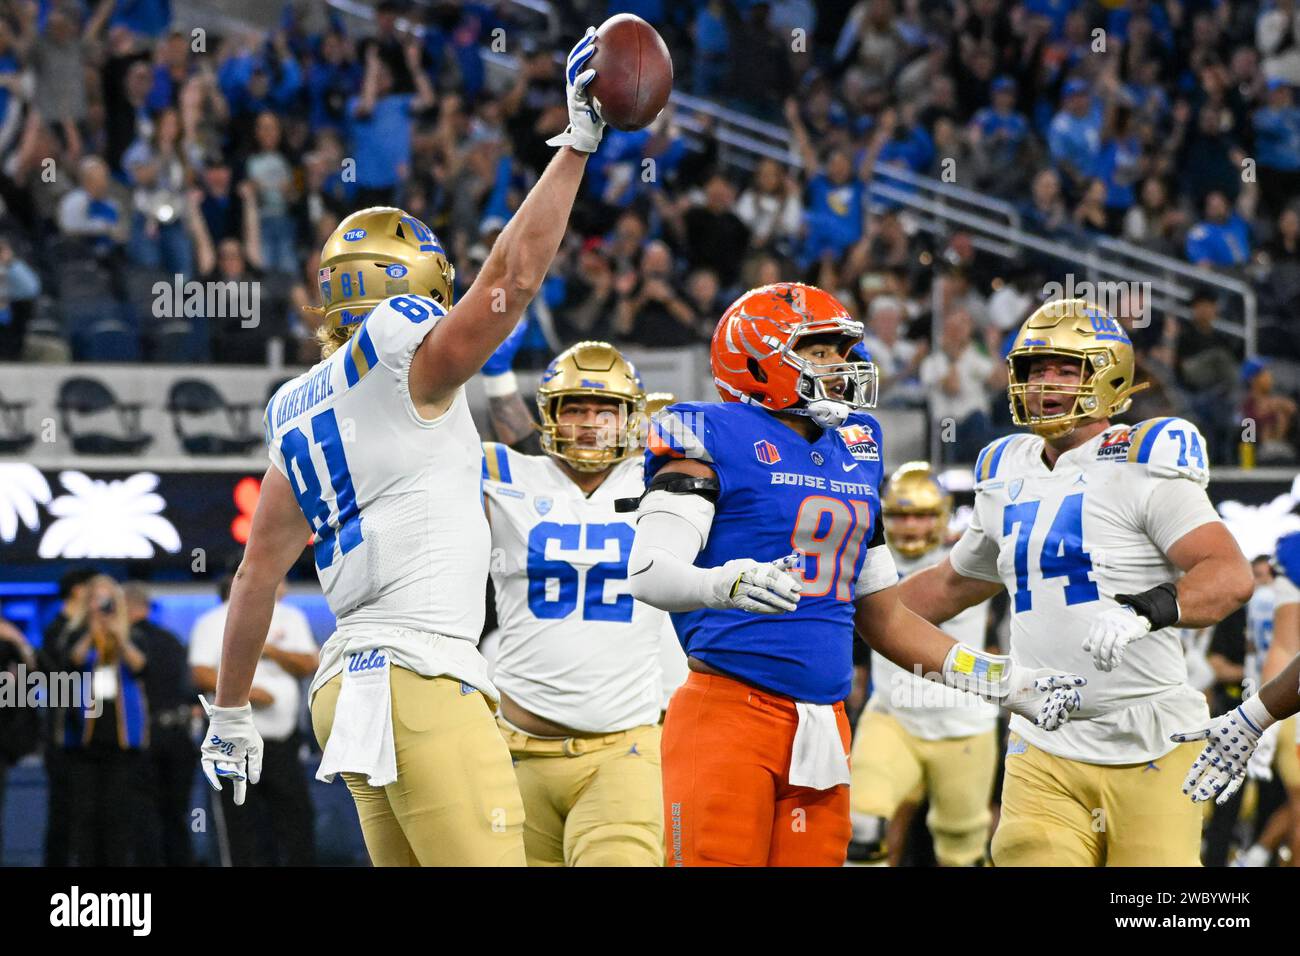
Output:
[949, 418, 1221, 764]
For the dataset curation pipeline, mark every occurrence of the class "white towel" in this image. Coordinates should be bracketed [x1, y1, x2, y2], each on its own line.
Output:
[316, 648, 398, 788]
[789, 702, 851, 790]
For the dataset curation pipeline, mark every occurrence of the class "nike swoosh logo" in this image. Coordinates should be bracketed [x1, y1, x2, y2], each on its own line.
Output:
[842, 461, 859, 472]
[630, 561, 653, 576]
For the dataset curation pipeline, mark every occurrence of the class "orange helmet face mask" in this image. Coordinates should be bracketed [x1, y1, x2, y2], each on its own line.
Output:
[710, 282, 878, 428]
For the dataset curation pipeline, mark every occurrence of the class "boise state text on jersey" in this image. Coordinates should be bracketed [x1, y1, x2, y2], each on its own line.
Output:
[645, 401, 886, 703]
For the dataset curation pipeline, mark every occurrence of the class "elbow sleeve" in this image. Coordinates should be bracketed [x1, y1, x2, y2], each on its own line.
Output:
[628, 492, 717, 613]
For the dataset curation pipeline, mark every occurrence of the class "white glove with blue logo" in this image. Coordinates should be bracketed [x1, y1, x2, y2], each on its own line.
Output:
[199, 695, 263, 807]
[546, 29, 604, 153]
[1172, 695, 1276, 804]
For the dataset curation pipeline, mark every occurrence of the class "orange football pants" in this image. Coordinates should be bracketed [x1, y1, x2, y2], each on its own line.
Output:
[661, 671, 852, 866]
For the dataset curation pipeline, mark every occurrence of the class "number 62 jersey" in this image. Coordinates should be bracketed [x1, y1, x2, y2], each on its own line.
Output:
[949, 418, 1223, 764]
[481, 443, 671, 733]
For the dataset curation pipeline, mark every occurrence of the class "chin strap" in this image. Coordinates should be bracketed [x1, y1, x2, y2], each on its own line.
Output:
[785, 399, 850, 429]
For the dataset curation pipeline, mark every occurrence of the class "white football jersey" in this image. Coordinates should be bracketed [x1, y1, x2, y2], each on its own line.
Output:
[1245, 583, 1276, 692]
[482, 444, 669, 732]
[950, 418, 1222, 764]
[264, 295, 494, 699]
[870, 546, 999, 740]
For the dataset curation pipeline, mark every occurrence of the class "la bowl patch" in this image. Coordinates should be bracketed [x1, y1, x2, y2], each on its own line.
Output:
[1097, 428, 1133, 460]
[343, 228, 367, 241]
[837, 423, 880, 461]
[386, 263, 408, 278]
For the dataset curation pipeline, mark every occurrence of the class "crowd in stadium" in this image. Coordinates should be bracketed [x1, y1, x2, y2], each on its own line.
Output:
[0, 0, 1297, 467]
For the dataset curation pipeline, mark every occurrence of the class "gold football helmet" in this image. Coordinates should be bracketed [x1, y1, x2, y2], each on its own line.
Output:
[644, 391, 677, 419]
[1006, 298, 1147, 440]
[882, 461, 951, 559]
[537, 341, 646, 472]
[311, 207, 455, 356]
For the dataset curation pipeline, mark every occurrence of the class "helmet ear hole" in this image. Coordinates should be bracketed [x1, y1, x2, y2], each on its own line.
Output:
[746, 357, 768, 383]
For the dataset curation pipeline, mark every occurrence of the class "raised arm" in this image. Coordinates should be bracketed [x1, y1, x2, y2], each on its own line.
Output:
[411, 33, 603, 405]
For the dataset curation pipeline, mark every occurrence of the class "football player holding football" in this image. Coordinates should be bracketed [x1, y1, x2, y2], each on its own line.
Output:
[197, 30, 608, 866]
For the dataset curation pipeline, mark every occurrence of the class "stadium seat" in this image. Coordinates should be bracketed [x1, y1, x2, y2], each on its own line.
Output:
[56, 376, 152, 455]
[0, 388, 35, 454]
[149, 315, 212, 363]
[166, 377, 262, 456]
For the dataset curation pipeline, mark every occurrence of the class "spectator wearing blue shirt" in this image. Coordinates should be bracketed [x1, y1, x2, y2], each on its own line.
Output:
[970, 76, 1032, 195]
[347, 40, 435, 207]
[1096, 107, 1145, 216]
[787, 99, 869, 269]
[1186, 191, 1251, 267]
[305, 31, 361, 134]
[57, 157, 129, 257]
[1252, 79, 1300, 213]
[145, 31, 192, 112]
[1048, 78, 1104, 192]
[692, 0, 730, 96]
[108, 0, 172, 38]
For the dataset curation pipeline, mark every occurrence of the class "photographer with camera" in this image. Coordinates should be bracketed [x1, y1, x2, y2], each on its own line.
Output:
[63, 574, 150, 867]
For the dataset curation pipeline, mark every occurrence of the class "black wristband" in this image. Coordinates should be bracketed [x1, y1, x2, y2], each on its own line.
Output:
[1114, 582, 1181, 630]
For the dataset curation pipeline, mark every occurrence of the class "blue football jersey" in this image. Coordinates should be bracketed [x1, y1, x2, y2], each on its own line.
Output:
[645, 401, 887, 703]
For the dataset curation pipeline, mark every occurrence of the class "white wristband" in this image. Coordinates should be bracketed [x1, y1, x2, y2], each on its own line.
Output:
[482, 371, 518, 398]
[1240, 694, 1278, 735]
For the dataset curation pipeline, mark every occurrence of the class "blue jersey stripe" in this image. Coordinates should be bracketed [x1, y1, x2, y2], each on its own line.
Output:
[1135, 417, 1174, 463]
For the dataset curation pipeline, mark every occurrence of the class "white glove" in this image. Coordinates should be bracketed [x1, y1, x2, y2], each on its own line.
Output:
[1001, 665, 1087, 730]
[704, 553, 803, 615]
[199, 695, 263, 807]
[1248, 723, 1279, 782]
[1172, 696, 1276, 805]
[545, 29, 605, 153]
[1081, 605, 1151, 672]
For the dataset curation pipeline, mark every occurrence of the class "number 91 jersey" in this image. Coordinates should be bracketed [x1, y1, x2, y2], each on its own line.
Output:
[646, 401, 889, 705]
[481, 444, 667, 733]
[264, 294, 490, 638]
[950, 418, 1221, 764]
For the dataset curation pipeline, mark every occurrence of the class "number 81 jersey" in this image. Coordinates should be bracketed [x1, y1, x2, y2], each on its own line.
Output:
[264, 294, 490, 638]
[481, 444, 668, 733]
[950, 418, 1221, 764]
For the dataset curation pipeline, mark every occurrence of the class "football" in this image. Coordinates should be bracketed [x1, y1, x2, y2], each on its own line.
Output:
[586, 13, 674, 132]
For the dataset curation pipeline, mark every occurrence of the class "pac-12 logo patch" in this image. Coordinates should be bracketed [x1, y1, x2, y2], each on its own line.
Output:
[836, 423, 880, 461]
[754, 439, 781, 465]
[534, 496, 553, 516]
[385, 263, 408, 278]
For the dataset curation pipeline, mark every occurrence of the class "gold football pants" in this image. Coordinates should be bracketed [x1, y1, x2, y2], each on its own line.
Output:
[311, 666, 526, 866]
[850, 710, 997, 866]
[499, 720, 664, 867]
[991, 733, 1203, 867]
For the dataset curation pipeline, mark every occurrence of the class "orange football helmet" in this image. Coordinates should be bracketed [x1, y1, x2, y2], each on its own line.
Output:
[710, 283, 877, 428]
